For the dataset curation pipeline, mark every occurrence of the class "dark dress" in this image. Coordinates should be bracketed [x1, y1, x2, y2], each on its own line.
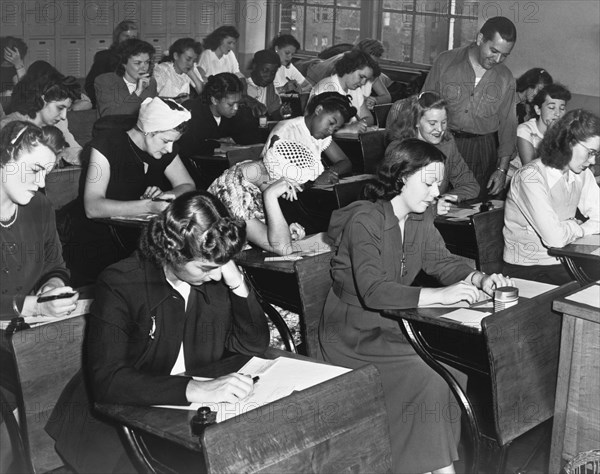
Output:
[319, 200, 472, 473]
[46, 251, 270, 473]
[63, 131, 178, 286]
[84, 48, 120, 107]
[1, 193, 70, 320]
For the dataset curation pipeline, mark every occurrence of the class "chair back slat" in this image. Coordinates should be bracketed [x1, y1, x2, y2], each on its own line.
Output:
[358, 130, 387, 174]
[471, 207, 505, 274]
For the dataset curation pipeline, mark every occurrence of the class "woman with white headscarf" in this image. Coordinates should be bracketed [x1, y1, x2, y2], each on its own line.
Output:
[64, 97, 195, 285]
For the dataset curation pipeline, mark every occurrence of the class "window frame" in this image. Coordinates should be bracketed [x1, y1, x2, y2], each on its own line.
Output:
[270, 0, 479, 70]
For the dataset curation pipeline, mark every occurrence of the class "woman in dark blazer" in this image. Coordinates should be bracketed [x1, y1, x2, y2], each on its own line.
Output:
[47, 191, 270, 473]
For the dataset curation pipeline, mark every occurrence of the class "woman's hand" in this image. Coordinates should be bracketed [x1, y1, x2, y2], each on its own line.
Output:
[342, 120, 369, 134]
[264, 177, 302, 202]
[479, 273, 514, 297]
[140, 186, 163, 200]
[36, 287, 79, 318]
[423, 281, 481, 306]
[220, 260, 244, 288]
[135, 74, 151, 96]
[289, 222, 306, 241]
[186, 373, 255, 404]
[4, 47, 24, 69]
[436, 194, 458, 215]
[283, 79, 300, 93]
[313, 169, 339, 186]
[365, 96, 377, 110]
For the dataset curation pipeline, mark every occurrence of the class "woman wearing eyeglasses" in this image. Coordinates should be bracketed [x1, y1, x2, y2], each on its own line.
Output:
[503, 109, 600, 284]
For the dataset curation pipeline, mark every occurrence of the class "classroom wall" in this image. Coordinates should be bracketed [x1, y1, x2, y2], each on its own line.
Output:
[477, 0, 600, 115]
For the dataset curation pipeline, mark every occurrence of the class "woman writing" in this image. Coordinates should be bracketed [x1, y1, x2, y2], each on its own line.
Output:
[309, 50, 379, 133]
[503, 109, 599, 284]
[64, 97, 195, 285]
[94, 38, 157, 117]
[47, 191, 270, 473]
[319, 139, 512, 474]
[387, 91, 480, 212]
[1, 71, 83, 165]
[154, 37, 204, 102]
[1, 121, 78, 320]
[209, 92, 357, 253]
[178, 73, 259, 159]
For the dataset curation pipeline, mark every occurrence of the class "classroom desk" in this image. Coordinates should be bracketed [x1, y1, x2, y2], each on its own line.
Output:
[548, 236, 600, 283]
[549, 283, 600, 473]
[95, 350, 391, 474]
[382, 281, 580, 474]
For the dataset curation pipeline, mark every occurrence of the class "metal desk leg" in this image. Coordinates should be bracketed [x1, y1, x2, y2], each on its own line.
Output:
[560, 256, 592, 284]
[398, 319, 481, 474]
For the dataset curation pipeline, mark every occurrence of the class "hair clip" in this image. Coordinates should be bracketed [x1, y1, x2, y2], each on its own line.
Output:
[10, 125, 28, 145]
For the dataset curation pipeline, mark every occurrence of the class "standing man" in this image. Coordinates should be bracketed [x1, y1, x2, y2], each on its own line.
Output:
[423, 17, 517, 197]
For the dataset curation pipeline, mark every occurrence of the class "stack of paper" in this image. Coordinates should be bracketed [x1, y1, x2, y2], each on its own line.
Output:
[156, 357, 351, 422]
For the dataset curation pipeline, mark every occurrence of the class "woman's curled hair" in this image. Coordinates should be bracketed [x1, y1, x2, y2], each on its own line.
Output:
[306, 92, 357, 124]
[538, 109, 600, 170]
[362, 138, 446, 201]
[387, 91, 448, 144]
[115, 39, 155, 76]
[140, 191, 247, 267]
[203, 26, 239, 51]
[0, 121, 64, 166]
[334, 50, 380, 78]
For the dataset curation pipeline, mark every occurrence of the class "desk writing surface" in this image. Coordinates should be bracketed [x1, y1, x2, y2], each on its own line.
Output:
[96, 353, 391, 474]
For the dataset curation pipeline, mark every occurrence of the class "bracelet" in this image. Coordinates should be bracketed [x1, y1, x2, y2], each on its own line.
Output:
[496, 167, 507, 175]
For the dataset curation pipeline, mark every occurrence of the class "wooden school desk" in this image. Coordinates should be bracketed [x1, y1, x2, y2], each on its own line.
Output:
[381, 281, 579, 474]
[549, 282, 600, 472]
[548, 235, 600, 283]
[95, 350, 392, 474]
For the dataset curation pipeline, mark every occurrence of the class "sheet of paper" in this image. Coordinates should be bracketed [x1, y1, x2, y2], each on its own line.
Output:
[565, 284, 600, 308]
[592, 248, 600, 256]
[440, 308, 491, 328]
[511, 278, 556, 299]
[155, 357, 351, 422]
[290, 232, 332, 256]
[0, 298, 93, 330]
[574, 234, 600, 246]
[445, 208, 478, 219]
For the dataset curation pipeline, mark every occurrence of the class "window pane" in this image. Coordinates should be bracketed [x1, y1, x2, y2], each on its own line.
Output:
[305, 6, 335, 53]
[420, 0, 450, 13]
[454, 0, 479, 17]
[383, 0, 413, 11]
[412, 14, 449, 64]
[381, 12, 412, 62]
[337, 0, 361, 7]
[452, 16, 479, 47]
[335, 8, 361, 44]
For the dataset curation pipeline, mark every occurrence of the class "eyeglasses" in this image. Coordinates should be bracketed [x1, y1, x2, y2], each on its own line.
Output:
[577, 142, 600, 160]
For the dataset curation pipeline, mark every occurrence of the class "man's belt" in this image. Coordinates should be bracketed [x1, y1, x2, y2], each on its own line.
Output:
[450, 129, 489, 139]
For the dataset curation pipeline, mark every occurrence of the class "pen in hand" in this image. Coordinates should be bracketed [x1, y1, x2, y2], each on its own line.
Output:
[37, 292, 76, 303]
[151, 197, 173, 202]
[252, 376, 260, 384]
